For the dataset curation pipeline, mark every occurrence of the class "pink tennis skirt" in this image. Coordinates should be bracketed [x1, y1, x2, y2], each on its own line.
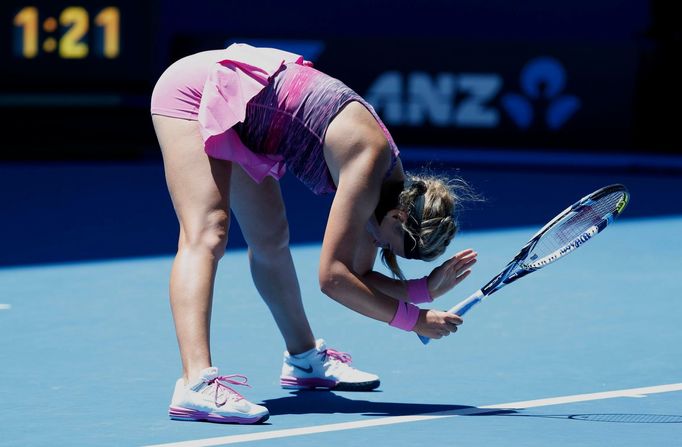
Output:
[151, 49, 225, 121]
[151, 44, 398, 193]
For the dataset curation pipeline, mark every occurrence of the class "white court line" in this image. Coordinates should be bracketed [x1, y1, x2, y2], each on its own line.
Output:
[143, 383, 682, 447]
[0, 304, 11, 310]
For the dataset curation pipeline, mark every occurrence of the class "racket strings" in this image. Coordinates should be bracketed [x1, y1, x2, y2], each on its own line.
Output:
[554, 207, 601, 246]
[530, 191, 625, 262]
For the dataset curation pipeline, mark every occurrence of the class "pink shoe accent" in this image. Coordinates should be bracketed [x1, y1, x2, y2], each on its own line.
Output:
[210, 374, 250, 405]
[280, 376, 338, 389]
[326, 348, 352, 365]
[169, 373, 268, 424]
[168, 406, 267, 424]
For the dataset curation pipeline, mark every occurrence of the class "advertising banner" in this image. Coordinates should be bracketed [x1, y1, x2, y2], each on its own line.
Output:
[310, 39, 639, 151]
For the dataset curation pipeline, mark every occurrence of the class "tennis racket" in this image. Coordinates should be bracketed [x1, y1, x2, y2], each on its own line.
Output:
[419, 184, 630, 345]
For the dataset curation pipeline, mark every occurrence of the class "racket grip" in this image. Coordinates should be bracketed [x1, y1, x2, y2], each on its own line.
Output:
[418, 290, 485, 345]
[448, 289, 485, 317]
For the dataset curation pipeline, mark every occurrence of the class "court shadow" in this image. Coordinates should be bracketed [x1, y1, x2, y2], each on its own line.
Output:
[261, 393, 682, 424]
[260, 391, 512, 417]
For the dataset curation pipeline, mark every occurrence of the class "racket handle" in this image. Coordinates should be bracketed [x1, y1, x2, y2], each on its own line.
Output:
[448, 289, 485, 316]
[418, 290, 485, 345]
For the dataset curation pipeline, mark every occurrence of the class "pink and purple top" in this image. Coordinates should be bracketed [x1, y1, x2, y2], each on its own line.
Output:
[151, 43, 399, 195]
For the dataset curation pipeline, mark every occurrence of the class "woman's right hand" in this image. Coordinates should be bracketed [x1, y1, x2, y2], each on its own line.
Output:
[414, 309, 463, 339]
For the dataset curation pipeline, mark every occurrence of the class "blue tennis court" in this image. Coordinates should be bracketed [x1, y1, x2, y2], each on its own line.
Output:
[1, 164, 680, 446]
[2, 1, 681, 445]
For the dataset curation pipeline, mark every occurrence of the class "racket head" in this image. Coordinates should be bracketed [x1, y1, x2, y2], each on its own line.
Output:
[520, 184, 629, 271]
[479, 184, 629, 296]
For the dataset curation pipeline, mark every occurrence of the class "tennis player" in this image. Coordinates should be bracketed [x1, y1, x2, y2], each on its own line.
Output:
[151, 43, 477, 424]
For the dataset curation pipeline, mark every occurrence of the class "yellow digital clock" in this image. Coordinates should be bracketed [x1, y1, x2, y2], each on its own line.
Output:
[13, 5, 120, 59]
[3, 1, 152, 91]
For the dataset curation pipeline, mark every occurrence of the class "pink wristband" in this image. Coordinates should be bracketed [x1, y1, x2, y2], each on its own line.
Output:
[406, 277, 432, 304]
[389, 301, 420, 331]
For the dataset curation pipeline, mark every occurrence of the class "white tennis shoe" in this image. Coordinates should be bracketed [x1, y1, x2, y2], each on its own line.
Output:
[280, 339, 380, 391]
[169, 367, 269, 424]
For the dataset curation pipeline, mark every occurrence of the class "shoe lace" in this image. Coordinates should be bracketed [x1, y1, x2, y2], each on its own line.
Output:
[324, 348, 352, 365]
[206, 374, 251, 407]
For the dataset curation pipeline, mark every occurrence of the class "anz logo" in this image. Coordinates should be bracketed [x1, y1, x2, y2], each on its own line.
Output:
[365, 56, 580, 131]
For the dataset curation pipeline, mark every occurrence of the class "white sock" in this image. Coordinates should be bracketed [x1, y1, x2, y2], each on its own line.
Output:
[291, 346, 318, 359]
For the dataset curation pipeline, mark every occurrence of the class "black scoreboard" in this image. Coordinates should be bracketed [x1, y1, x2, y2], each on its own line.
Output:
[1, 1, 156, 158]
[3, 1, 153, 90]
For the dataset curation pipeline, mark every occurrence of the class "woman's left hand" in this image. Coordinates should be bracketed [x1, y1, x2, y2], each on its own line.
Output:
[427, 249, 477, 300]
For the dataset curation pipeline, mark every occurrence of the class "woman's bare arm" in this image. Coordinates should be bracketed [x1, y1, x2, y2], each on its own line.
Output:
[318, 145, 398, 322]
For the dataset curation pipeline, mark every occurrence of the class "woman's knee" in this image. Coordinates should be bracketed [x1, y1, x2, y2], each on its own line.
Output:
[179, 209, 231, 259]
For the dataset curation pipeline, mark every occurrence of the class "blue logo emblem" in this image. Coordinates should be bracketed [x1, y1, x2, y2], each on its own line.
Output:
[501, 57, 581, 130]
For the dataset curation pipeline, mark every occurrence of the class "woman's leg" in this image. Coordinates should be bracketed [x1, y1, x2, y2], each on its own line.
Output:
[152, 115, 232, 383]
[229, 165, 316, 355]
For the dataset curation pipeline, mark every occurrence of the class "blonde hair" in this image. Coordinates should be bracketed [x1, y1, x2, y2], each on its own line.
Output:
[381, 174, 475, 280]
